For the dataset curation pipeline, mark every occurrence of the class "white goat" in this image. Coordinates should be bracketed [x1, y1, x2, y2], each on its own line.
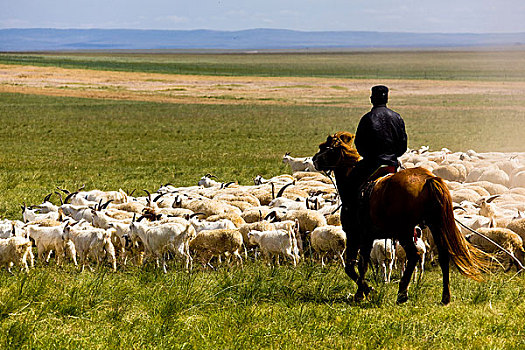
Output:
[370, 238, 395, 282]
[248, 229, 298, 266]
[130, 218, 194, 272]
[0, 236, 33, 272]
[26, 223, 74, 265]
[282, 153, 316, 173]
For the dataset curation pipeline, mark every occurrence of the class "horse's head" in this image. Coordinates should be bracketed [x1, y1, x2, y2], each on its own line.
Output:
[312, 132, 360, 171]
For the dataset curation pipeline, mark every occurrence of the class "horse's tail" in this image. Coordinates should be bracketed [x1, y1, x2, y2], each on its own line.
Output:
[425, 176, 489, 281]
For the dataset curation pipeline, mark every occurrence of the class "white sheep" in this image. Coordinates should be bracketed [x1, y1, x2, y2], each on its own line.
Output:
[466, 227, 525, 271]
[190, 216, 236, 233]
[310, 225, 346, 268]
[189, 229, 244, 267]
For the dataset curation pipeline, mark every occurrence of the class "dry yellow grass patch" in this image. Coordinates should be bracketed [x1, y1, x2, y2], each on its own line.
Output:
[1, 64, 525, 106]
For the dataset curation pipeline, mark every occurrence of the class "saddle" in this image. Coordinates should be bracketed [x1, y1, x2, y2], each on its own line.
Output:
[357, 165, 397, 228]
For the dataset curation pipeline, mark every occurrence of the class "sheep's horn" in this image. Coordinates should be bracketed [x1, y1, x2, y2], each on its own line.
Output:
[271, 182, 275, 200]
[276, 183, 293, 198]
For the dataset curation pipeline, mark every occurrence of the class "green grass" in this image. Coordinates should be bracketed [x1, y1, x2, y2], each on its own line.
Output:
[0, 263, 524, 349]
[2, 50, 525, 80]
[0, 60, 524, 348]
[0, 91, 523, 220]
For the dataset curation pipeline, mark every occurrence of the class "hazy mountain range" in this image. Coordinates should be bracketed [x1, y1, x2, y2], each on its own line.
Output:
[1, 28, 525, 51]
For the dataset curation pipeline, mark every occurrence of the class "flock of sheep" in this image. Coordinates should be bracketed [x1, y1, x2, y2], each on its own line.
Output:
[1, 145, 524, 282]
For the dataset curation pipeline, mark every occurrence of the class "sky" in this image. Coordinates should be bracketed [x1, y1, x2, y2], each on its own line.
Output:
[2, 0, 525, 33]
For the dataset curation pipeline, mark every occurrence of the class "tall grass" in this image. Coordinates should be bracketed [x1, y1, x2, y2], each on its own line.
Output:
[0, 263, 524, 349]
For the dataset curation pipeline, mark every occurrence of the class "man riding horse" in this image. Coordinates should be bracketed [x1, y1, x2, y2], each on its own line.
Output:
[313, 86, 487, 304]
[346, 85, 407, 231]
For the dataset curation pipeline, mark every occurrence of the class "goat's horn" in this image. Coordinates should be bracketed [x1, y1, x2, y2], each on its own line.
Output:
[153, 193, 166, 202]
[486, 195, 500, 203]
[57, 187, 70, 195]
[43, 193, 52, 203]
[276, 182, 293, 198]
[64, 191, 78, 204]
[54, 191, 64, 205]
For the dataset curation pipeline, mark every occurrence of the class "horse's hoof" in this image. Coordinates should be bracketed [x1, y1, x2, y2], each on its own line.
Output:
[441, 297, 451, 306]
[354, 291, 365, 302]
[396, 293, 409, 304]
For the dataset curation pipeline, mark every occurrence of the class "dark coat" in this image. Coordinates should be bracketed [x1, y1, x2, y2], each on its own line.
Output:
[354, 105, 407, 168]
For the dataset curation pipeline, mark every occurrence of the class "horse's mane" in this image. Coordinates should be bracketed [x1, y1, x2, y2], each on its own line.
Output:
[320, 131, 361, 167]
[333, 131, 355, 147]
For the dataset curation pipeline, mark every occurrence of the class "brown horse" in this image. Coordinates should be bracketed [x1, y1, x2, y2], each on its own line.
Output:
[312, 132, 488, 305]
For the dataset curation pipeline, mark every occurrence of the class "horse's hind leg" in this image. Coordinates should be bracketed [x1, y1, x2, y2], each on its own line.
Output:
[437, 243, 451, 305]
[397, 237, 419, 304]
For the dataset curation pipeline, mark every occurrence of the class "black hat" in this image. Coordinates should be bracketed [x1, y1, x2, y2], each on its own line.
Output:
[370, 85, 388, 105]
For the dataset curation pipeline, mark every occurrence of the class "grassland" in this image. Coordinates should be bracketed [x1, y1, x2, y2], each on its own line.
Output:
[0, 50, 525, 349]
[1, 49, 525, 80]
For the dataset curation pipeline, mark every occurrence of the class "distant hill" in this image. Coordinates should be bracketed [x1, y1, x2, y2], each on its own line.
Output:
[1, 28, 525, 51]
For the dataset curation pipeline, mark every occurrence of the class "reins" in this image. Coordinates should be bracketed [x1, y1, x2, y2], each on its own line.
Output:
[322, 170, 343, 215]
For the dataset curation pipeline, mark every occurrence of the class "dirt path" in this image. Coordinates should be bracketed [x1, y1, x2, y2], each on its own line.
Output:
[1, 64, 525, 106]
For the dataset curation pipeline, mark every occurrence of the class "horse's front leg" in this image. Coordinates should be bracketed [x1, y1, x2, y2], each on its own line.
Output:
[354, 243, 373, 302]
[344, 239, 359, 284]
[397, 237, 419, 304]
